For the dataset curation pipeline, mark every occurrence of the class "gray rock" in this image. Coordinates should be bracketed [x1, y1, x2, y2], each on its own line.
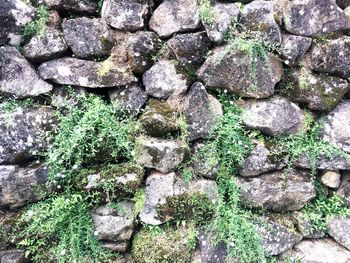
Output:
[308, 36, 350, 79]
[142, 60, 188, 99]
[191, 142, 220, 180]
[292, 211, 325, 239]
[281, 239, 350, 263]
[137, 136, 188, 173]
[237, 169, 316, 212]
[188, 179, 219, 205]
[280, 34, 312, 66]
[283, 0, 350, 37]
[197, 45, 283, 98]
[321, 100, 350, 153]
[149, 0, 201, 38]
[202, 2, 240, 45]
[295, 154, 350, 170]
[0, 106, 56, 164]
[241, 96, 306, 137]
[321, 170, 341, 188]
[279, 67, 349, 111]
[0, 46, 52, 98]
[241, 1, 282, 45]
[41, 0, 98, 14]
[328, 217, 350, 250]
[91, 201, 135, 252]
[186, 82, 223, 141]
[0, 0, 35, 46]
[51, 86, 87, 109]
[62, 17, 114, 58]
[337, 172, 350, 206]
[108, 83, 148, 113]
[0, 250, 28, 263]
[101, 0, 151, 31]
[38, 57, 136, 88]
[22, 27, 68, 63]
[0, 164, 50, 209]
[139, 171, 187, 225]
[197, 230, 229, 263]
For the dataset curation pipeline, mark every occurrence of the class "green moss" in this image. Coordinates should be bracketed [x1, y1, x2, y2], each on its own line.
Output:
[199, 0, 216, 25]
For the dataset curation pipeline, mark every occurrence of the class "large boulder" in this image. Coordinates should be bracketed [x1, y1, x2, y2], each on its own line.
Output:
[280, 34, 312, 66]
[237, 169, 316, 212]
[197, 45, 283, 98]
[0, 46, 52, 98]
[308, 36, 350, 79]
[41, 0, 98, 14]
[328, 217, 350, 250]
[241, 97, 306, 137]
[0, 106, 56, 164]
[149, 0, 201, 38]
[283, 0, 350, 36]
[321, 100, 350, 153]
[0, 164, 50, 209]
[22, 28, 68, 63]
[101, 0, 151, 31]
[62, 17, 114, 58]
[38, 57, 136, 88]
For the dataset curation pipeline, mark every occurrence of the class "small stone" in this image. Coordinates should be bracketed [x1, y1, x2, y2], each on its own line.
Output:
[321, 170, 341, 188]
[280, 34, 312, 66]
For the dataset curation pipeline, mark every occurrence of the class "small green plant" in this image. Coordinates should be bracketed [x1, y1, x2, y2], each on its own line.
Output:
[182, 167, 193, 183]
[199, 0, 216, 25]
[97, 59, 113, 77]
[133, 189, 146, 218]
[23, 5, 48, 39]
[0, 98, 35, 126]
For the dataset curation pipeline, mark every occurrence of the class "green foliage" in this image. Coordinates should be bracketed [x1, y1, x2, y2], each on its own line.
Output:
[0, 98, 35, 126]
[23, 5, 48, 39]
[199, 0, 216, 25]
[133, 189, 146, 218]
[18, 193, 113, 263]
[182, 167, 194, 183]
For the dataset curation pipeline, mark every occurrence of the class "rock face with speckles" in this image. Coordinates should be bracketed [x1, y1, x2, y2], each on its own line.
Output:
[280, 34, 312, 66]
[328, 217, 350, 250]
[42, 0, 99, 14]
[38, 57, 136, 88]
[0, 46, 53, 98]
[0, 250, 29, 263]
[0, 106, 56, 164]
[337, 172, 350, 206]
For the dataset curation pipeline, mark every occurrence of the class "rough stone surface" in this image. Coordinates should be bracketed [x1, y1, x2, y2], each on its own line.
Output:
[321, 100, 350, 153]
[91, 201, 135, 252]
[197, 231, 229, 263]
[308, 36, 350, 79]
[295, 154, 350, 170]
[0, 46, 53, 98]
[191, 142, 220, 180]
[0, 164, 50, 209]
[22, 28, 68, 63]
[241, 1, 282, 45]
[197, 45, 283, 98]
[337, 172, 350, 206]
[237, 169, 316, 212]
[108, 83, 148, 113]
[188, 179, 219, 205]
[328, 217, 350, 250]
[42, 0, 98, 14]
[143, 60, 188, 99]
[280, 34, 312, 66]
[62, 17, 114, 58]
[149, 0, 201, 38]
[101, 0, 151, 31]
[0, 250, 28, 263]
[283, 0, 350, 36]
[202, 2, 239, 45]
[137, 136, 188, 173]
[292, 211, 325, 239]
[321, 170, 341, 188]
[241, 96, 306, 137]
[185, 82, 223, 141]
[0, 106, 56, 164]
[38, 58, 136, 88]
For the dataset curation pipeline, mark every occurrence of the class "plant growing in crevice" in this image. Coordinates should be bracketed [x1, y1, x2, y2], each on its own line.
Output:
[23, 5, 48, 40]
[199, 0, 216, 25]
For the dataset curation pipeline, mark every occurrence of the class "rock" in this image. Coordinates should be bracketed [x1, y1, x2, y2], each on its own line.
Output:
[337, 172, 350, 206]
[139, 171, 187, 225]
[149, 0, 201, 38]
[22, 27, 68, 62]
[188, 179, 219, 205]
[91, 201, 135, 252]
[197, 230, 229, 263]
[142, 60, 188, 99]
[0, 0, 36, 46]
[46, 10, 61, 29]
[0, 46, 52, 98]
[38, 57, 136, 88]
[140, 99, 178, 137]
[279, 67, 349, 111]
[101, 0, 151, 31]
[0, 211, 20, 249]
[197, 45, 283, 98]
[280, 34, 312, 66]
[238, 141, 283, 177]
[62, 17, 114, 58]
[50, 86, 87, 109]
[308, 36, 350, 79]
[191, 142, 220, 180]
[166, 32, 212, 68]
[241, 1, 282, 45]
[241, 97, 306, 137]
[283, 0, 350, 37]
[321, 100, 350, 153]
[281, 239, 350, 263]
[108, 83, 148, 113]
[185, 82, 223, 141]
[137, 136, 188, 173]
[321, 170, 341, 188]
[0, 164, 50, 209]
[295, 154, 350, 170]
[237, 169, 316, 212]
[202, 2, 239, 45]
[42, 0, 98, 14]
[328, 217, 350, 250]
[0, 106, 56, 164]
[292, 211, 325, 239]
[0, 250, 28, 263]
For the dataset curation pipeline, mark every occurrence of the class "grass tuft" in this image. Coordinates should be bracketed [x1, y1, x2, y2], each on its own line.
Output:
[23, 5, 48, 40]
